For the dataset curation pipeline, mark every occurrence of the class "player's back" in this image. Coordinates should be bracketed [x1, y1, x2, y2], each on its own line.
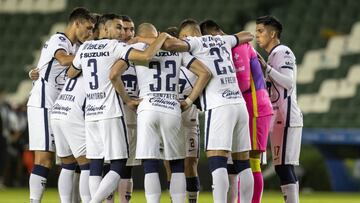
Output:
[73, 39, 131, 121]
[184, 35, 245, 110]
[51, 75, 86, 124]
[133, 43, 194, 116]
[28, 33, 79, 108]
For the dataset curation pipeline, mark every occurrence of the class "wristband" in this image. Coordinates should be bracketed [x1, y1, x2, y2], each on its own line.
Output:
[185, 97, 193, 107]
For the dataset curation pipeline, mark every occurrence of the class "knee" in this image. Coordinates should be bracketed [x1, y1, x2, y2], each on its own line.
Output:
[185, 158, 198, 177]
[169, 159, 185, 173]
[275, 165, 297, 185]
[34, 153, 53, 168]
[208, 156, 227, 173]
[90, 159, 104, 176]
[143, 159, 161, 174]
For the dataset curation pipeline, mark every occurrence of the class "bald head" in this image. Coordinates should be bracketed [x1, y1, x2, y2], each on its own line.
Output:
[136, 23, 158, 38]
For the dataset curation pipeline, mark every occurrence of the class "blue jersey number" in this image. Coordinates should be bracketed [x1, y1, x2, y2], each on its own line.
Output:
[64, 77, 78, 91]
[149, 60, 177, 91]
[88, 59, 99, 90]
[210, 47, 235, 75]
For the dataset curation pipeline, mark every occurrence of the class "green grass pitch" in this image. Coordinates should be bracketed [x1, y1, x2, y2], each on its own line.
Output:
[0, 188, 359, 202]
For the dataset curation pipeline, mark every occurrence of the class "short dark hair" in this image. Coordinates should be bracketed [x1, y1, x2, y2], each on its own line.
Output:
[120, 15, 133, 23]
[69, 7, 94, 23]
[199, 19, 222, 35]
[178, 18, 198, 33]
[99, 13, 122, 26]
[164, 26, 179, 38]
[256, 15, 283, 39]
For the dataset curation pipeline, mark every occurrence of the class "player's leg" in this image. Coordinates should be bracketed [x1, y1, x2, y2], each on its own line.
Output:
[249, 114, 271, 203]
[71, 165, 81, 203]
[91, 117, 129, 203]
[271, 125, 302, 203]
[143, 159, 162, 203]
[231, 103, 253, 203]
[185, 157, 200, 203]
[161, 113, 186, 203]
[102, 163, 114, 203]
[118, 126, 138, 203]
[76, 156, 91, 203]
[28, 107, 54, 203]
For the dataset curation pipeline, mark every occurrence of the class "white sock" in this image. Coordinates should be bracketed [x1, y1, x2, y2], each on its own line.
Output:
[72, 172, 81, 203]
[211, 168, 229, 203]
[187, 191, 199, 203]
[91, 171, 121, 203]
[281, 183, 299, 203]
[239, 168, 254, 203]
[58, 168, 75, 203]
[79, 170, 91, 203]
[170, 173, 186, 203]
[118, 178, 133, 203]
[89, 176, 102, 198]
[144, 173, 161, 203]
[29, 173, 47, 202]
[227, 174, 238, 203]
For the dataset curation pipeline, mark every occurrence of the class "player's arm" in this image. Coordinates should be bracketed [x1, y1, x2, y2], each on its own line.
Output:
[109, 60, 140, 111]
[129, 36, 190, 53]
[127, 32, 171, 62]
[67, 65, 81, 78]
[54, 49, 74, 66]
[182, 59, 212, 110]
[233, 31, 254, 44]
[259, 53, 294, 90]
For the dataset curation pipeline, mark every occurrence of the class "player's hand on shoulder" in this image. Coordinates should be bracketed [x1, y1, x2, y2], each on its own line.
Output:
[127, 37, 139, 45]
[126, 98, 142, 112]
[28, 68, 39, 80]
[236, 31, 254, 44]
[159, 32, 174, 40]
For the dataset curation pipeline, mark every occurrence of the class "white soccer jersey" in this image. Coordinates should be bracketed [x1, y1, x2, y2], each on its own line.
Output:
[72, 39, 132, 121]
[179, 66, 198, 100]
[27, 32, 79, 108]
[184, 35, 245, 110]
[121, 65, 139, 98]
[51, 75, 86, 125]
[133, 43, 195, 116]
[266, 44, 303, 127]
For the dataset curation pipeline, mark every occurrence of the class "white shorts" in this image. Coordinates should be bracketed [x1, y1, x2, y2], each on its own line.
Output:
[136, 110, 184, 160]
[28, 106, 55, 152]
[181, 105, 200, 158]
[270, 124, 302, 165]
[51, 119, 86, 158]
[204, 103, 251, 153]
[85, 117, 129, 160]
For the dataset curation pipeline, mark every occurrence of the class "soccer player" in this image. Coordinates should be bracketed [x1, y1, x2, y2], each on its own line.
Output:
[125, 23, 211, 203]
[200, 19, 273, 203]
[26, 7, 94, 203]
[67, 14, 170, 203]
[255, 15, 303, 203]
[159, 19, 254, 203]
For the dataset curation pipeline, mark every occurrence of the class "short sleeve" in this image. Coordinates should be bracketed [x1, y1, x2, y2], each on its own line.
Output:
[222, 35, 238, 48]
[113, 42, 133, 61]
[183, 37, 200, 53]
[181, 52, 196, 69]
[48, 34, 71, 57]
[276, 48, 296, 71]
[72, 47, 82, 70]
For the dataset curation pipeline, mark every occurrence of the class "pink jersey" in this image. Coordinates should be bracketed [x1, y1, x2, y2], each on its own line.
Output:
[232, 43, 272, 117]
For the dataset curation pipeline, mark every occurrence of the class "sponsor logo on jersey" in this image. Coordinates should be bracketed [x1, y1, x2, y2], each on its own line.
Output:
[155, 51, 179, 57]
[221, 89, 241, 99]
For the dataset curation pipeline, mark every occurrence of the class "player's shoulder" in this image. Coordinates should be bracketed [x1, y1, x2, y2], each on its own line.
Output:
[129, 42, 147, 50]
[271, 44, 295, 58]
[49, 32, 71, 44]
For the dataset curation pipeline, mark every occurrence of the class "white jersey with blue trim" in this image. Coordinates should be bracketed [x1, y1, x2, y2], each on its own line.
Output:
[266, 44, 303, 127]
[179, 66, 198, 100]
[133, 42, 195, 116]
[121, 65, 139, 98]
[27, 32, 79, 108]
[184, 35, 245, 110]
[51, 75, 86, 125]
[72, 39, 132, 121]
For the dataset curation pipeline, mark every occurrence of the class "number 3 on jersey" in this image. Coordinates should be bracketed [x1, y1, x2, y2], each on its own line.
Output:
[210, 47, 235, 75]
[88, 59, 99, 90]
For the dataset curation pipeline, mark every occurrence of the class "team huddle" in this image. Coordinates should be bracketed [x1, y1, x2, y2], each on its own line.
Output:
[27, 7, 303, 203]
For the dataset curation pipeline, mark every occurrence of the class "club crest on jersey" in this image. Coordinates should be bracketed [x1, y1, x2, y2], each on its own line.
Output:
[59, 36, 66, 42]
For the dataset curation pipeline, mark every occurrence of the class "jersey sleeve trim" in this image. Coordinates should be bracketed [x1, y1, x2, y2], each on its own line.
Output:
[185, 57, 196, 69]
[54, 48, 67, 58]
[233, 35, 239, 45]
[119, 58, 130, 67]
[124, 47, 134, 61]
[281, 66, 294, 70]
[72, 63, 81, 71]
